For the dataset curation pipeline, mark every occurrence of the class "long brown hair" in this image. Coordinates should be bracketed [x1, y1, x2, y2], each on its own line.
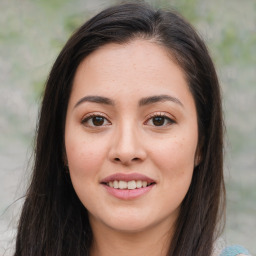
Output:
[15, 2, 225, 255]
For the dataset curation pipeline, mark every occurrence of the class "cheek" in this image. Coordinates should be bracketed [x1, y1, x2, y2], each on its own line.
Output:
[65, 134, 108, 178]
[65, 135, 109, 206]
[150, 134, 197, 186]
[155, 137, 196, 167]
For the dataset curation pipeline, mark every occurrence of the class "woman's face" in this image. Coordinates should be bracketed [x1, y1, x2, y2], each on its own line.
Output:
[65, 39, 198, 234]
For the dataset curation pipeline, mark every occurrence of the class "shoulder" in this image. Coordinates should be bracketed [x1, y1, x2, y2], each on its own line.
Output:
[212, 238, 251, 256]
[219, 245, 251, 256]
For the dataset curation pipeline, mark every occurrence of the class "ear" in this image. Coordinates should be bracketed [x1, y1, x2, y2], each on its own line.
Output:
[194, 139, 204, 167]
[62, 146, 68, 166]
[194, 152, 201, 167]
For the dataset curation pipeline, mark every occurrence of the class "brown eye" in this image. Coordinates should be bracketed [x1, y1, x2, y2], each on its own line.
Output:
[92, 116, 104, 126]
[82, 115, 111, 127]
[145, 114, 175, 127]
[152, 116, 165, 126]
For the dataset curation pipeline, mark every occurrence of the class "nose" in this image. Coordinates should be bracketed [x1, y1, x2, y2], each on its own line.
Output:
[108, 123, 147, 166]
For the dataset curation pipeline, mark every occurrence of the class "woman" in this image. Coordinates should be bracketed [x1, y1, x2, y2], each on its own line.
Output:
[14, 2, 250, 256]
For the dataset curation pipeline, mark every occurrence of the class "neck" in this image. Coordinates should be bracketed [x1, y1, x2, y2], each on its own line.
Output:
[89, 220, 173, 256]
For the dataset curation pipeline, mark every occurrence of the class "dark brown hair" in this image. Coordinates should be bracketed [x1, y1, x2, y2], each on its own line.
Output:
[15, 2, 225, 255]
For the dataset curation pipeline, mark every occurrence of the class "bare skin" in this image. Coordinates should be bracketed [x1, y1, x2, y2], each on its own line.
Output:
[65, 39, 199, 256]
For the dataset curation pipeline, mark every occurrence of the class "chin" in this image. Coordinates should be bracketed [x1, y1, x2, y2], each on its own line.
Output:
[106, 219, 154, 233]
[89, 209, 155, 233]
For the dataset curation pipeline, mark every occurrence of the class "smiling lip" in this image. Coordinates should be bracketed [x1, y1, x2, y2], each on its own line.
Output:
[101, 173, 155, 183]
[101, 173, 156, 200]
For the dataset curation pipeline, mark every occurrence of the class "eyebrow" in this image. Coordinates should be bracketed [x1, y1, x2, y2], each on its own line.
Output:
[74, 95, 114, 108]
[74, 94, 183, 109]
[139, 95, 184, 107]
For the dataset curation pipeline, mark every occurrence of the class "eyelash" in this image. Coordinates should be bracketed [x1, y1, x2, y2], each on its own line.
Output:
[81, 113, 111, 127]
[81, 112, 175, 128]
[144, 113, 176, 127]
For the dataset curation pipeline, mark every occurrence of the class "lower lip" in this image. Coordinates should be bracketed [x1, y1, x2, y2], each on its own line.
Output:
[102, 184, 155, 200]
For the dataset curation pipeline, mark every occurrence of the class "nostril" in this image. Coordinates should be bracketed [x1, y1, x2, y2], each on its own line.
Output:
[113, 157, 140, 163]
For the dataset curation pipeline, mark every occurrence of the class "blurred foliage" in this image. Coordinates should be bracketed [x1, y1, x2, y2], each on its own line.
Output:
[2, 0, 255, 167]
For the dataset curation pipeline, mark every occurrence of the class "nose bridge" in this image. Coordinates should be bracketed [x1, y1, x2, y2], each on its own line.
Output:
[109, 119, 145, 164]
[117, 120, 137, 150]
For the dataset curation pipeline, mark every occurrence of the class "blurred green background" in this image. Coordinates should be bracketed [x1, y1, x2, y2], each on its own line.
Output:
[0, 0, 255, 255]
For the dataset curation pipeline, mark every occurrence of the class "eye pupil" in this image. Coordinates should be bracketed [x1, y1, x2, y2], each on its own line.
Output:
[153, 116, 165, 126]
[92, 116, 104, 126]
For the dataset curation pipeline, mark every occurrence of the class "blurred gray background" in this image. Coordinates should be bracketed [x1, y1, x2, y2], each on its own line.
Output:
[0, 0, 255, 255]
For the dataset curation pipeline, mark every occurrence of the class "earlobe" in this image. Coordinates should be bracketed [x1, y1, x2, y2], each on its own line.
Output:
[194, 153, 201, 167]
[194, 144, 203, 167]
[62, 146, 68, 167]
[195, 137, 204, 167]
[63, 151, 69, 174]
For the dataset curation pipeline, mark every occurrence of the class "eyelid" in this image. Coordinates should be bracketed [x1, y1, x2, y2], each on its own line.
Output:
[144, 112, 176, 126]
[81, 112, 111, 127]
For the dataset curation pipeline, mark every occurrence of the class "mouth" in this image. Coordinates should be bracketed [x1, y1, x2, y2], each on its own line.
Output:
[100, 172, 156, 199]
[100, 173, 156, 196]
[102, 180, 156, 190]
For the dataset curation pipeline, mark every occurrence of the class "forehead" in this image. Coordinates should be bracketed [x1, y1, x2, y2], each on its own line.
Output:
[76, 39, 181, 79]
[70, 39, 193, 109]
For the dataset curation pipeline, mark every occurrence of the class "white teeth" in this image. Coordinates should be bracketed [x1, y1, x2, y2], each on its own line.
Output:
[136, 180, 142, 188]
[107, 180, 152, 189]
[113, 180, 119, 189]
[119, 180, 127, 189]
[128, 180, 136, 190]
[142, 181, 147, 188]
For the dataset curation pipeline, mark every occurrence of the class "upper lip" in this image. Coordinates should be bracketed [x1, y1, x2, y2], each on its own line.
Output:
[101, 173, 156, 184]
